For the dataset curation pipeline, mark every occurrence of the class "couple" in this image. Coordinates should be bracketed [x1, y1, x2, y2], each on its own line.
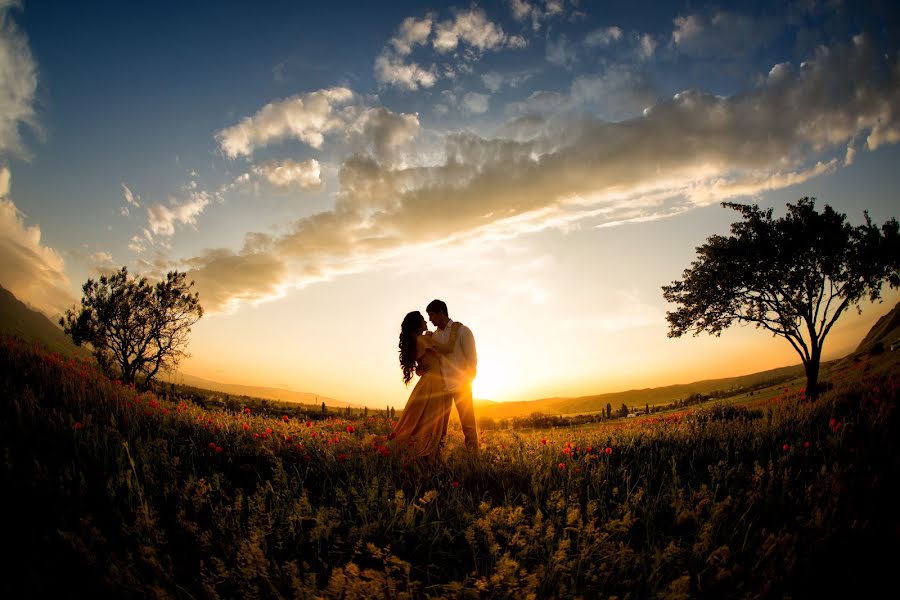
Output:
[392, 299, 478, 458]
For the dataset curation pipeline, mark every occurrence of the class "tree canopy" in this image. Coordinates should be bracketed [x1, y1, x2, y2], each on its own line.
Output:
[662, 198, 899, 398]
[61, 267, 203, 390]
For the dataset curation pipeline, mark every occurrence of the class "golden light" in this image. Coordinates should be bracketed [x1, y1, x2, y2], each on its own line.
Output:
[472, 362, 513, 401]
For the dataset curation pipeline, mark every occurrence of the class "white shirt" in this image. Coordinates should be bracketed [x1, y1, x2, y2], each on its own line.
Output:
[432, 318, 477, 392]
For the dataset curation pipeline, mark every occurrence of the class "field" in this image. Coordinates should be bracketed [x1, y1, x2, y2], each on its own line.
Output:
[2, 335, 898, 598]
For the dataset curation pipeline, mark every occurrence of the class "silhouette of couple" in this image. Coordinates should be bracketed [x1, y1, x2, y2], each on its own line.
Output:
[391, 299, 478, 458]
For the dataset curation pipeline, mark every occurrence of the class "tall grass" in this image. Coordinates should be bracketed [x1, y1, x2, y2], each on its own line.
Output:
[1, 335, 898, 598]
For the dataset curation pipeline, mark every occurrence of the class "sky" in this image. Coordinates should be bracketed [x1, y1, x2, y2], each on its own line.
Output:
[1, 0, 899, 407]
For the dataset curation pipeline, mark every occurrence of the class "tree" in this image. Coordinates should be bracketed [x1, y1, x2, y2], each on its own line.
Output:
[606, 403, 612, 419]
[663, 198, 899, 399]
[61, 267, 203, 390]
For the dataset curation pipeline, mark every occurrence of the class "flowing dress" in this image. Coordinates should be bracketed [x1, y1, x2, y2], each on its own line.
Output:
[389, 346, 452, 458]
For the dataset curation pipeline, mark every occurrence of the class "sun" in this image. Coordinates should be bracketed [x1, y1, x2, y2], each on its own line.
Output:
[471, 363, 511, 401]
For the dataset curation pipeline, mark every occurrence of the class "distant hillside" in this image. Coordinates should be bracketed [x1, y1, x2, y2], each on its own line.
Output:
[855, 301, 900, 354]
[475, 363, 804, 419]
[0, 283, 87, 358]
[160, 370, 356, 408]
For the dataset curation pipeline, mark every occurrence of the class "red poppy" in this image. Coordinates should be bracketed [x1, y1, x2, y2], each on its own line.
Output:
[346, 425, 355, 433]
[803, 441, 810, 449]
[208, 442, 217, 450]
[783, 443, 790, 452]
[215, 445, 223, 453]
[604, 447, 612, 455]
[265, 427, 273, 435]
[282, 415, 289, 422]
[242, 423, 250, 430]
[451, 481, 460, 488]
[337, 453, 349, 462]
[244, 407, 251, 414]
[558, 462, 566, 470]
[74, 422, 83, 430]
[306, 421, 313, 427]
[540, 438, 547, 445]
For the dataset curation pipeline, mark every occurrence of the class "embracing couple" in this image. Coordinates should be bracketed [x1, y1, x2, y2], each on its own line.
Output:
[391, 299, 478, 458]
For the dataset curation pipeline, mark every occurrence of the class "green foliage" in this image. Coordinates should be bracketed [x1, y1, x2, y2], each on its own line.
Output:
[2, 335, 898, 598]
[663, 198, 900, 398]
[60, 267, 203, 390]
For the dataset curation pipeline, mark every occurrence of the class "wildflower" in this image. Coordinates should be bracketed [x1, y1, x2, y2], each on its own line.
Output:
[215, 445, 223, 453]
[540, 438, 547, 445]
[208, 442, 217, 450]
[337, 453, 349, 462]
[378, 446, 390, 457]
[803, 441, 810, 449]
[346, 424, 355, 433]
[783, 443, 790, 452]
[604, 447, 612, 455]
[306, 421, 313, 427]
[558, 462, 566, 470]
[562, 447, 571, 455]
[244, 407, 251, 414]
[74, 422, 83, 430]
[253, 433, 260, 439]
[242, 423, 250, 430]
[282, 415, 289, 422]
[451, 481, 460, 488]
[265, 427, 273, 435]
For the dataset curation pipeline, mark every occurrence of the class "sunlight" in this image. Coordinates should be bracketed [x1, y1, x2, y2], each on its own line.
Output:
[472, 363, 512, 401]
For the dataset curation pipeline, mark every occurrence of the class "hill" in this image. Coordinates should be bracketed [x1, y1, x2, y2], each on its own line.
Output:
[159, 370, 354, 408]
[0, 283, 87, 358]
[855, 300, 900, 354]
[476, 363, 804, 419]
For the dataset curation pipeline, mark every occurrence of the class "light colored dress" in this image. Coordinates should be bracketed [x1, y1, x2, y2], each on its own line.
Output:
[390, 346, 452, 458]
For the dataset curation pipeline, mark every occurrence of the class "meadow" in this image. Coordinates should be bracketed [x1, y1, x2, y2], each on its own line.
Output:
[2, 334, 898, 599]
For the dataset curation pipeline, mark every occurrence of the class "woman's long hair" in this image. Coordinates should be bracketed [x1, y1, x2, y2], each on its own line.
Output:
[399, 311, 422, 385]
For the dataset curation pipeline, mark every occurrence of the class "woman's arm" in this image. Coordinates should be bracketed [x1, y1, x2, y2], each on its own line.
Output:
[425, 322, 462, 354]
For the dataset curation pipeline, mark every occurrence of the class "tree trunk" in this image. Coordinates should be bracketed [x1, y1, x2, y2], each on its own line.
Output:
[804, 349, 821, 400]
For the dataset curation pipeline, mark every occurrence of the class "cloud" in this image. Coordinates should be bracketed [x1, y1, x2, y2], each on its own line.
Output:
[374, 53, 437, 91]
[121, 182, 140, 207]
[184, 35, 900, 314]
[546, 35, 576, 67]
[433, 8, 509, 53]
[252, 159, 321, 190]
[637, 34, 657, 61]
[461, 92, 490, 115]
[216, 87, 355, 158]
[671, 10, 781, 58]
[147, 190, 211, 237]
[482, 70, 534, 93]
[0, 3, 38, 157]
[585, 26, 623, 47]
[390, 15, 433, 56]
[509, 0, 567, 31]
[0, 167, 74, 317]
[570, 67, 659, 121]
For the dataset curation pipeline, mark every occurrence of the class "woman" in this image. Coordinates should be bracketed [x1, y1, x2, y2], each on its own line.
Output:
[389, 310, 461, 458]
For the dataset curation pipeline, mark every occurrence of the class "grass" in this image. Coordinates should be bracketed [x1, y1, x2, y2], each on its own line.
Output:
[1, 334, 898, 598]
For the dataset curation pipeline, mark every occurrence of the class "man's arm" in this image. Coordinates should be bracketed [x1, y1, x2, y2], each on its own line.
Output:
[461, 327, 477, 377]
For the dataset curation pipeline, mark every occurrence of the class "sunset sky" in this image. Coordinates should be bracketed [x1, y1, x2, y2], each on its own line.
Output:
[1, 0, 899, 407]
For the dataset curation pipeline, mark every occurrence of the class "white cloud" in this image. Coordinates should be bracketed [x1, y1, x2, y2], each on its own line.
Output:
[121, 182, 140, 207]
[216, 87, 355, 158]
[252, 159, 321, 190]
[434, 8, 509, 53]
[147, 190, 211, 237]
[585, 26, 622, 47]
[671, 11, 781, 58]
[390, 15, 433, 55]
[508, 0, 567, 31]
[482, 70, 534, 93]
[183, 35, 900, 314]
[374, 53, 437, 91]
[0, 167, 74, 317]
[570, 67, 659, 121]
[462, 92, 490, 115]
[0, 3, 38, 157]
[638, 34, 657, 60]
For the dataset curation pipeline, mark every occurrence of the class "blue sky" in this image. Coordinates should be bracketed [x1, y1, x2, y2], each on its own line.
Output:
[2, 0, 899, 404]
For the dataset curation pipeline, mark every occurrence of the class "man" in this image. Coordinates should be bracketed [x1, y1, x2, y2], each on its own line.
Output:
[426, 299, 478, 451]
